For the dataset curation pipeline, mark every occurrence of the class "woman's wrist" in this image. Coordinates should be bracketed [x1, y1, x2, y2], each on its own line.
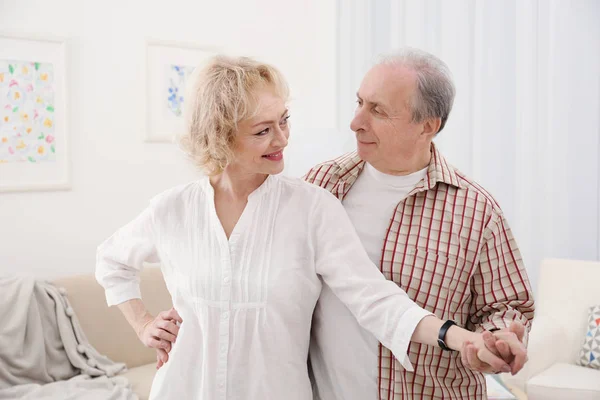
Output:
[135, 313, 154, 337]
[445, 325, 478, 351]
[116, 299, 153, 338]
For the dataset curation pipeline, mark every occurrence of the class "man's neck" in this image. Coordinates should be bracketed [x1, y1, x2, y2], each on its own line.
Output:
[369, 146, 432, 176]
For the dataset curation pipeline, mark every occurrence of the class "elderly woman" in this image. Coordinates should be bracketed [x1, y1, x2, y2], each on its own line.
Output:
[96, 56, 510, 399]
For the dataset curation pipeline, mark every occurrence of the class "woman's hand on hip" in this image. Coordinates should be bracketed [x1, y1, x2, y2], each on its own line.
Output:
[136, 307, 183, 368]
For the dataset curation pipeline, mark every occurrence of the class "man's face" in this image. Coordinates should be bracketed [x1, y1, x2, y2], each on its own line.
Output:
[350, 64, 431, 169]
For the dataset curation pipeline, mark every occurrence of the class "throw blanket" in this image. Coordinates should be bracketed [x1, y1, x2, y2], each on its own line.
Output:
[0, 277, 138, 400]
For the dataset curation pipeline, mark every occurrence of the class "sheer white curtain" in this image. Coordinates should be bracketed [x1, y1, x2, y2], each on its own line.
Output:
[336, 0, 600, 289]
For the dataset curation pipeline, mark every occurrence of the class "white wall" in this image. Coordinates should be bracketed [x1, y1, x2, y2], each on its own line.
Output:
[338, 0, 600, 291]
[0, 0, 339, 278]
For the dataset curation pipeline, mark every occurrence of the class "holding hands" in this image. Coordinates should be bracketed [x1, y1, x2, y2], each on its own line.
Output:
[461, 322, 528, 375]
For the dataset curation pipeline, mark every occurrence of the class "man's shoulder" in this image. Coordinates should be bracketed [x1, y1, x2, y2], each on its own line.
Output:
[304, 152, 359, 188]
[451, 169, 503, 215]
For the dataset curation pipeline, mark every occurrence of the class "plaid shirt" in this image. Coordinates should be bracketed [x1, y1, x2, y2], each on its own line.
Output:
[305, 144, 535, 399]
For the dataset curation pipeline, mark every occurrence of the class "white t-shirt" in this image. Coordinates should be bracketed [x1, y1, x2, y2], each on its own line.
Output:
[310, 163, 429, 400]
[96, 174, 428, 400]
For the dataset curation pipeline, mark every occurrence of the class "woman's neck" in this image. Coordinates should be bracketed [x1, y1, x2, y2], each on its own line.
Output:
[209, 168, 268, 200]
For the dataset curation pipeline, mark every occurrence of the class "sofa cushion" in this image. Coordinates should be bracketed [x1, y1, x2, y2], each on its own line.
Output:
[119, 363, 157, 400]
[535, 259, 600, 365]
[578, 305, 600, 370]
[52, 267, 172, 369]
[527, 362, 600, 400]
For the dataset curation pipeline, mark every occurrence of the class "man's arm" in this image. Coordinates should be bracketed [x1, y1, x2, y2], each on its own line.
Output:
[467, 210, 535, 374]
[470, 210, 535, 336]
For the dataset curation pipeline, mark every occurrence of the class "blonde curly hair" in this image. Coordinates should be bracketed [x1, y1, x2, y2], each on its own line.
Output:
[179, 55, 289, 176]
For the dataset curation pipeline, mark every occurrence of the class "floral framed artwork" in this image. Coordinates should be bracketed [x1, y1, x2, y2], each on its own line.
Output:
[0, 34, 69, 192]
[145, 40, 217, 143]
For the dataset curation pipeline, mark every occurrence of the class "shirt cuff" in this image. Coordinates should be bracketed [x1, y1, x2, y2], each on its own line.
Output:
[389, 306, 433, 372]
[104, 281, 142, 306]
[475, 319, 531, 345]
[475, 319, 509, 333]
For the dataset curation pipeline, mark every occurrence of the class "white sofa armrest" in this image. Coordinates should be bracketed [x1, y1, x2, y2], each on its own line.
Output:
[501, 313, 569, 391]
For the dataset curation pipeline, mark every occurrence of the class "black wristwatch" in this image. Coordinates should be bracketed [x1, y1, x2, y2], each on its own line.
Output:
[438, 320, 457, 351]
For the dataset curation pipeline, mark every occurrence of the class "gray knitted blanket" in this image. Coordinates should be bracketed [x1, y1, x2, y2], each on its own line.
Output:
[0, 277, 138, 399]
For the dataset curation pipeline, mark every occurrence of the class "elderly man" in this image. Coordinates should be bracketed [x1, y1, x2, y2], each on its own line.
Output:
[305, 48, 535, 399]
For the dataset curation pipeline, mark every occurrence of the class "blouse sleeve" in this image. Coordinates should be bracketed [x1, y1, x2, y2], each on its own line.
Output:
[312, 190, 432, 371]
[95, 206, 160, 306]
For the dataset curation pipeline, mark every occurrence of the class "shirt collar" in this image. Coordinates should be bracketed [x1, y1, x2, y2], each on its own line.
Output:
[335, 142, 462, 193]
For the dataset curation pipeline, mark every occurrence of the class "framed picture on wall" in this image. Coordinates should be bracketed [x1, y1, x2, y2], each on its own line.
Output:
[145, 40, 217, 143]
[0, 34, 70, 192]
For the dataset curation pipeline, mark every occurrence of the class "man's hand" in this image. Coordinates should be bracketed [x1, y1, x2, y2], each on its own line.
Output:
[461, 322, 528, 375]
[491, 322, 527, 375]
[459, 333, 512, 375]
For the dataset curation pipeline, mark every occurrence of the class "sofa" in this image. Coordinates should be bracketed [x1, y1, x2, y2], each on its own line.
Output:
[53, 260, 600, 400]
[53, 266, 170, 400]
[502, 258, 600, 399]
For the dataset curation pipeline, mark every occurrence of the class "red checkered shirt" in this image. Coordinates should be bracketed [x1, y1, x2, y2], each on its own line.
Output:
[304, 144, 535, 399]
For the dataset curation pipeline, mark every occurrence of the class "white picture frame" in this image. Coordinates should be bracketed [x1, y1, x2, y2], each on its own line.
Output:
[145, 40, 218, 143]
[0, 34, 70, 192]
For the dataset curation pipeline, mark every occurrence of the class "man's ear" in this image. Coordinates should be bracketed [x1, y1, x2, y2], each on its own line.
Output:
[422, 117, 442, 138]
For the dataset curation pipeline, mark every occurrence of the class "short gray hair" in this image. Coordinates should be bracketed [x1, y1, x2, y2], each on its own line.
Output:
[378, 48, 455, 133]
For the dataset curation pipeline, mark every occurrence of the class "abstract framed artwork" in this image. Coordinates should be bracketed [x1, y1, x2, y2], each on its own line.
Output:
[145, 40, 217, 143]
[0, 34, 69, 192]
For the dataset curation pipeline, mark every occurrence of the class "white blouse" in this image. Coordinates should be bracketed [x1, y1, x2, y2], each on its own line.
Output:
[95, 174, 431, 400]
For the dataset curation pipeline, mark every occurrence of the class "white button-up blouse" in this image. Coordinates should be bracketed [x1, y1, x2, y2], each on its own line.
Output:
[95, 174, 431, 400]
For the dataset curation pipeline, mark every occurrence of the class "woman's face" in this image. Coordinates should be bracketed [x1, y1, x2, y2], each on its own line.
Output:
[230, 87, 290, 176]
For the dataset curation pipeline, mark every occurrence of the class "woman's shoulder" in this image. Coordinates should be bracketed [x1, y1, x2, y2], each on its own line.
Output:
[149, 179, 205, 211]
[275, 175, 341, 205]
